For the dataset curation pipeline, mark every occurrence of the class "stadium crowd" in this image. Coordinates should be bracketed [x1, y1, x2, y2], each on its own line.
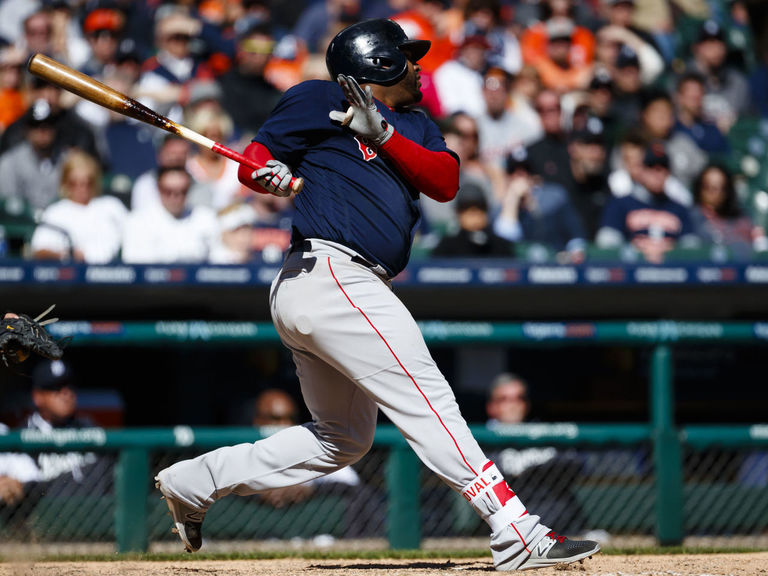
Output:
[0, 0, 766, 266]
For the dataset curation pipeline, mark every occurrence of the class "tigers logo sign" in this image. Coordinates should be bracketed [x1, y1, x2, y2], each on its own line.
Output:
[355, 136, 378, 161]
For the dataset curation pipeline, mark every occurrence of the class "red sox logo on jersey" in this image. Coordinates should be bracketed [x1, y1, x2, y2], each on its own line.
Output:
[355, 136, 378, 161]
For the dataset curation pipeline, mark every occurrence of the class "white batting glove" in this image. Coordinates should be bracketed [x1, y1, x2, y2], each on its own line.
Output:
[329, 74, 394, 147]
[252, 159, 293, 197]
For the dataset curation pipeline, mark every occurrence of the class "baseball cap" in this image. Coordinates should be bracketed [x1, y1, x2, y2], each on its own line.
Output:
[234, 14, 273, 41]
[116, 38, 141, 64]
[697, 19, 725, 43]
[505, 146, 532, 174]
[83, 8, 124, 34]
[187, 79, 223, 106]
[218, 203, 256, 231]
[157, 11, 202, 38]
[616, 44, 640, 69]
[24, 99, 56, 127]
[643, 143, 670, 169]
[456, 183, 488, 211]
[32, 359, 73, 391]
[589, 68, 613, 90]
[571, 117, 605, 144]
[460, 34, 491, 50]
[546, 17, 574, 41]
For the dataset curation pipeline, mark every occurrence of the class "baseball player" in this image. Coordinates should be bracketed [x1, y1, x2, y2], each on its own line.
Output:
[155, 19, 600, 571]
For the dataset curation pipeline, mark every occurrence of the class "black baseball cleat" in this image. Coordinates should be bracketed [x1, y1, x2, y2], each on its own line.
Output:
[514, 531, 600, 571]
[155, 471, 206, 552]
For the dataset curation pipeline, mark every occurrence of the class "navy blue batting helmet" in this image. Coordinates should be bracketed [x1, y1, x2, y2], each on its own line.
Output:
[325, 19, 431, 86]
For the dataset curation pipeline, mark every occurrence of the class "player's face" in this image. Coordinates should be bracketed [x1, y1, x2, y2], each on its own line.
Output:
[374, 52, 423, 108]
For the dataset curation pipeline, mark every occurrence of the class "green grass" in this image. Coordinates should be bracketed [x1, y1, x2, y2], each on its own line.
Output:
[6, 546, 766, 563]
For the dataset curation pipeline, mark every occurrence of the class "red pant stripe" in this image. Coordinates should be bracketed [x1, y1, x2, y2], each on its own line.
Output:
[328, 258, 477, 477]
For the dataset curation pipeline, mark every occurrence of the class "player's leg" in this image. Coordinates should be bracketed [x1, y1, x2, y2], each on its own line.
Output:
[157, 353, 376, 502]
[275, 248, 597, 570]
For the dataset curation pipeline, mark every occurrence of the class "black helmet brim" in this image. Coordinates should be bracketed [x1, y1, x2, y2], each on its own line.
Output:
[399, 39, 431, 63]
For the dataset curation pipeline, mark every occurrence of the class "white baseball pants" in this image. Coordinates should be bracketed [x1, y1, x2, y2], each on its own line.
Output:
[159, 239, 548, 567]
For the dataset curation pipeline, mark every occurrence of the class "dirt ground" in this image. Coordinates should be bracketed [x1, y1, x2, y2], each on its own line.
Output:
[2, 553, 767, 576]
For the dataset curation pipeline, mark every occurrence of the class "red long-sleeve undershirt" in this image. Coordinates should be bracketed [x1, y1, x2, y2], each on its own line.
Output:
[238, 133, 459, 202]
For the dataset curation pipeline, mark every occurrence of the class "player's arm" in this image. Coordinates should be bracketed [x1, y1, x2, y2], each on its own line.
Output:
[237, 142, 295, 198]
[329, 74, 459, 202]
[379, 132, 459, 202]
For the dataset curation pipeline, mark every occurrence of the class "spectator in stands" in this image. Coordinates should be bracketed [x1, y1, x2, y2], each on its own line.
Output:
[594, 0, 664, 86]
[131, 134, 193, 212]
[122, 166, 218, 264]
[47, 0, 91, 70]
[17, 7, 56, 62]
[638, 90, 706, 192]
[136, 8, 208, 122]
[508, 64, 543, 139]
[520, 0, 595, 84]
[673, 72, 730, 156]
[687, 19, 750, 134]
[422, 113, 491, 235]
[0, 360, 112, 509]
[690, 164, 767, 258]
[494, 147, 586, 258]
[79, 7, 125, 78]
[596, 143, 699, 263]
[0, 74, 98, 159]
[566, 117, 612, 239]
[432, 182, 514, 257]
[218, 17, 282, 138]
[524, 17, 593, 94]
[209, 202, 258, 264]
[0, 422, 39, 506]
[0, 46, 26, 133]
[433, 34, 490, 118]
[609, 44, 647, 133]
[0, 100, 65, 215]
[608, 129, 692, 208]
[89, 72, 157, 194]
[184, 107, 242, 210]
[30, 149, 127, 263]
[585, 68, 614, 121]
[485, 372, 587, 532]
[292, 0, 361, 55]
[526, 90, 571, 191]
[462, 0, 522, 75]
[477, 66, 541, 173]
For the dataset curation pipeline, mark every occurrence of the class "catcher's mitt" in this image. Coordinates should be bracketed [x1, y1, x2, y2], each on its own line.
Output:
[0, 305, 63, 367]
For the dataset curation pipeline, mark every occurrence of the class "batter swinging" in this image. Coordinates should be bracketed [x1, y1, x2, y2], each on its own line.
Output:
[155, 19, 599, 571]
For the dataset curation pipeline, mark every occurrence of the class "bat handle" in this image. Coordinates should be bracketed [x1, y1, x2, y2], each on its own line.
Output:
[211, 143, 304, 194]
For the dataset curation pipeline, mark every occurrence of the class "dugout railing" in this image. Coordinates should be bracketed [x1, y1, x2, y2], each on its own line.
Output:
[0, 320, 767, 552]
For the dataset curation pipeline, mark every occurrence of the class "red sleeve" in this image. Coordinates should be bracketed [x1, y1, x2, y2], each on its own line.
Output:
[238, 141, 274, 195]
[379, 130, 459, 202]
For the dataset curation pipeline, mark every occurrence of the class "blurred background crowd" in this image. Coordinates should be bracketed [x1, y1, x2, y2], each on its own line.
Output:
[0, 0, 766, 265]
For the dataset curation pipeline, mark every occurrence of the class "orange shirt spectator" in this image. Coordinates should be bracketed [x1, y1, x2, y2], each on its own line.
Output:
[521, 17, 594, 93]
[0, 47, 26, 131]
[521, 16, 594, 65]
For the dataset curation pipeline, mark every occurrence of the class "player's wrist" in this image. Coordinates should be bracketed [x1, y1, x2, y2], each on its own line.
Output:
[371, 118, 394, 147]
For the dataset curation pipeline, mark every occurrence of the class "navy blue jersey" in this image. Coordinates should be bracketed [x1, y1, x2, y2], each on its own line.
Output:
[254, 79, 453, 277]
[600, 190, 694, 242]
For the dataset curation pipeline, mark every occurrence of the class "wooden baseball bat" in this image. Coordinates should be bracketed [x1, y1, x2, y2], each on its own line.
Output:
[27, 53, 304, 194]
